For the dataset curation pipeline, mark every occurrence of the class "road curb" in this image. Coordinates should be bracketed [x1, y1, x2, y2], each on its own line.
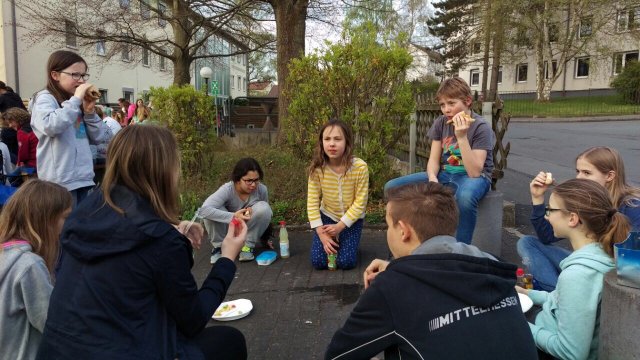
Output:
[511, 115, 640, 123]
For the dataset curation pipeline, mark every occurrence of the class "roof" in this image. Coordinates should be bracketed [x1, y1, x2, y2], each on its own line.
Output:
[267, 84, 279, 97]
[249, 81, 272, 91]
[410, 43, 444, 63]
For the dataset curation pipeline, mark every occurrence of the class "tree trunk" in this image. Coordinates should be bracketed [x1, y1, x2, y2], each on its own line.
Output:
[488, 1, 504, 102]
[171, 0, 192, 85]
[270, 0, 309, 139]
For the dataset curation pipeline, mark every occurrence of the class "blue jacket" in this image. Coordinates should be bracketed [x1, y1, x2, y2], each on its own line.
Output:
[37, 186, 236, 359]
[528, 243, 614, 360]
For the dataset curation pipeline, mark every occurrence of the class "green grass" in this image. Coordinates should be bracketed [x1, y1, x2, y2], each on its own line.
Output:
[503, 95, 640, 118]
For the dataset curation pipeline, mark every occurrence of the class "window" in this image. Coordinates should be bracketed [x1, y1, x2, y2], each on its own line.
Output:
[470, 69, 480, 86]
[579, 17, 592, 38]
[96, 39, 106, 56]
[544, 60, 558, 79]
[120, 0, 130, 9]
[472, 42, 481, 55]
[158, 2, 167, 27]
[497, 66, 503, 84]
[231, 75, 234, 89]
[613, 51, 639, 75]
[237, 77, 241, 89]
[575, 57, 590, 78]
[98, 89, 108, 104]
[548, 23, 559, 42]
[142, 48, 150, 67]
[617, 7, 640, 32]
[140, 0, 150, 19]
[159, 55, 166, 71]
[65, 20, 77, 48]
[122, 44, 131, 62]
[243, 78, 246, 91]
[516, 63, 528, 83]
[123, 89, 134, 102]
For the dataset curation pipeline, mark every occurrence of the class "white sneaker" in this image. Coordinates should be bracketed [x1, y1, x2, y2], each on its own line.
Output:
[210, 247, 222, 264]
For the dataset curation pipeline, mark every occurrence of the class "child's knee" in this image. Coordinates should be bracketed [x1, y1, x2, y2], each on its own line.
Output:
[516, 236, 539, 256]
[251, 201, 273, 219]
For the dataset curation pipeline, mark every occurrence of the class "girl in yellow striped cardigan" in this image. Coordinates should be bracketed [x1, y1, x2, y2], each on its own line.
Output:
[307, 120, 369, 270]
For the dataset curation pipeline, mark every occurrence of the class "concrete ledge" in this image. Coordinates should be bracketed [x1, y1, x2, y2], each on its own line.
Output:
[598, 271, 640, 360]
[472, 191, 503, 257]
[503, 200, 515, 228]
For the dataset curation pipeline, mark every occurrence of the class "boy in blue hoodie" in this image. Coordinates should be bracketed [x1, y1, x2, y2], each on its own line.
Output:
[325, 183, 536, 360]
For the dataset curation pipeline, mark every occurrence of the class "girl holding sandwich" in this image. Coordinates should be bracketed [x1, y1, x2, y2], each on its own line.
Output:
[30, 50, 112, 205]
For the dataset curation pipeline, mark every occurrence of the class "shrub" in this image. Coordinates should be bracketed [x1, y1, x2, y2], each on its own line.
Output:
[611, 61, 640, 104]
[148, 85, 217, 177]
[285, 22, 412, 199]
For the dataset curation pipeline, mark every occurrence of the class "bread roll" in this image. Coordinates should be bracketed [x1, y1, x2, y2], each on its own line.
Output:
[545, 172, 553, 185]
[85, 85, 101, 101]
[446, 112, 476, 125]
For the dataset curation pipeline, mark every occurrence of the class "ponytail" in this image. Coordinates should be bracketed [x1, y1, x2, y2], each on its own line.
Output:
[600, 211, 631, 257]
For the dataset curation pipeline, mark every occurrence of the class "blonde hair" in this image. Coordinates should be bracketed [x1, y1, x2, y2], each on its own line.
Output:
[308, 119, 354, 178]
[0, 180, 72, 273]
[553, 179, 631, 257]
[577, 147, 640, 208]
[101, 125, 180, 223]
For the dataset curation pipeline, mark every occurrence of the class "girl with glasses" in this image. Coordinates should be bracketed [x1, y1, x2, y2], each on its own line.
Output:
[30, 50, 112, 206]
[518, 146, 640, 291]
[516, 178, 630, 360]
[199, 157, 273, 263]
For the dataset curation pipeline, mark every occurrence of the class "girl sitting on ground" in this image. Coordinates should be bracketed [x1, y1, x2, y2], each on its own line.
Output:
[199, 157, 273, 263]
[516, 178, 630, 360]
[0, 180, 72, 360]
[518, 146, 640, 290]
[307, 119, 369, 270]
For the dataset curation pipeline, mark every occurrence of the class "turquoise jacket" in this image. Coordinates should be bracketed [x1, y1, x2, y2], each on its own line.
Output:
[528, 243, 614, 360]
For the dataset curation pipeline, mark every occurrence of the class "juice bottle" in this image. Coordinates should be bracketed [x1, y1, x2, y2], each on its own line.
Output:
[516, 268, 534, 289]
[279, 221, 289, 258]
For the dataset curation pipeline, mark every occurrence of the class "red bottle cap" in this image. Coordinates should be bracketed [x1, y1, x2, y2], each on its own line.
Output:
[516, 268, 525, 276]
[279, 221, 286, 226]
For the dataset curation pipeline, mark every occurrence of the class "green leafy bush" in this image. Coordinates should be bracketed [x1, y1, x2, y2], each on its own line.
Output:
[611, 61, 640, 104]
[148, 85, 217, 177]
[285, 22, 413, 199]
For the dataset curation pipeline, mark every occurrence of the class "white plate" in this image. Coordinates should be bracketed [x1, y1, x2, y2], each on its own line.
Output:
[518, 293, 533, 313]
[212, 299, 253, 321]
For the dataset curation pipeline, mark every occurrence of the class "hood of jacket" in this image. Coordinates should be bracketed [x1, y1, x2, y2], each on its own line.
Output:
[61, 185, 180, 262]
[560, 242, 614, 273]
[0, 242, 32, 283]
[389, 236, 517, 308]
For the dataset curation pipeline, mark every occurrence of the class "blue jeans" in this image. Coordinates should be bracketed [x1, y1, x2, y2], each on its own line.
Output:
[384, 171, 490, 244]
[516, 235, 571, 291]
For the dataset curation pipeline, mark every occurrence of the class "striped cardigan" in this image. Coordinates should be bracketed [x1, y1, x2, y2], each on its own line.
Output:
[307, 157, 369, 228]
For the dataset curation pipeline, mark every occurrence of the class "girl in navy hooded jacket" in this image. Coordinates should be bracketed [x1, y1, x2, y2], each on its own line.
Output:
[37, 125, 247, 360]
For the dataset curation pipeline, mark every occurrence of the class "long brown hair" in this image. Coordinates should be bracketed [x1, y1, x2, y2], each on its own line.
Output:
[45, 50, 88, 104]
[577, 146, 640, 208]
[553, 179, 631, 257]
[0, 180, 72, 273]
[101, 125, 180, 224]
[308, 119, 354, 178]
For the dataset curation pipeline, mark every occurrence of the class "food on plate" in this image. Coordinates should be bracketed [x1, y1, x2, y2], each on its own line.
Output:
[446, 112, 475, 125]
[545, 172, 553, 185]
[214, 303, 237, 317]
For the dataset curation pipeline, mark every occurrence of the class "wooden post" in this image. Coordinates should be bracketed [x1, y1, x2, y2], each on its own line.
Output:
[482, 102, 493, 123]
[409, 113, 417, 173]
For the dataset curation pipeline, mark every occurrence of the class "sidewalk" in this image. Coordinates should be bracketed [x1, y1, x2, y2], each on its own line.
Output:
[510, 114, 640, 123]
[192, 228, 522, 359]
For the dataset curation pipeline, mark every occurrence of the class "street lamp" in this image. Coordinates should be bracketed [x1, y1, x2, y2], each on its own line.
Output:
[199, 66, 212, 95]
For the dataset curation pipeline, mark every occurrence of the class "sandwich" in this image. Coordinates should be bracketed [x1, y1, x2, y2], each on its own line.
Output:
[545, 172, 553, 185]
[446, 112, 475, 125]
[85, 86, 101, 101]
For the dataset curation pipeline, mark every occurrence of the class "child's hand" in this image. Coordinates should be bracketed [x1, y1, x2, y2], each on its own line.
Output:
[364, 259, 390, 289]
[176, 221, 204, 250]
[451, 111, 472, 138]
[221, 218, 247, 261]
[234, 209, 251, 221]
[317, 227, 339, 254]
[515, 285, 530, 295]
[529, 171, 550, 204]
[322, 222, 345, 238]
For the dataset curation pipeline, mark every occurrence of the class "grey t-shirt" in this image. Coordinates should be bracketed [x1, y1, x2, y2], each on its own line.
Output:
[427, 113, 494, 178]
[199, 181, 269, 223]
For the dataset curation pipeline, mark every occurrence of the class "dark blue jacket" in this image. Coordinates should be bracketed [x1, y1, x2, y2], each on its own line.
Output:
[37, 186, 236, 359]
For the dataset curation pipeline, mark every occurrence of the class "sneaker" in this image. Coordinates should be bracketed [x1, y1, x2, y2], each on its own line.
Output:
[210, 247, 222, 264]
[239, 246, 254, 262]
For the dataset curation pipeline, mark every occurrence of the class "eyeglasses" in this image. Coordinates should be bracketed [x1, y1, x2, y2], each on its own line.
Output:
[545, 206, 568, 216]
[59, 71, 90, 81]
[241, 178, 260, 185]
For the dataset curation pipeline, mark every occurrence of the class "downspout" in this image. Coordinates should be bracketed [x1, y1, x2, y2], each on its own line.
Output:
[11, 0, 20, 94]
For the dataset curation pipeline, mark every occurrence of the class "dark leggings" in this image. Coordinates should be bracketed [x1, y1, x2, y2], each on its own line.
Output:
[193, 326, 247, 360]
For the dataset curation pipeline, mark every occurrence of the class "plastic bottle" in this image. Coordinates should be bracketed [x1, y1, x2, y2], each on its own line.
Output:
[327, 253, 337, 271]
[279, 221, 289, 258]
[516, 268, 534, 289]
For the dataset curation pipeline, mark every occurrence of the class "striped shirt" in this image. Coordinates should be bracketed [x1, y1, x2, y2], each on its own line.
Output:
[307, 157, 369, 228]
